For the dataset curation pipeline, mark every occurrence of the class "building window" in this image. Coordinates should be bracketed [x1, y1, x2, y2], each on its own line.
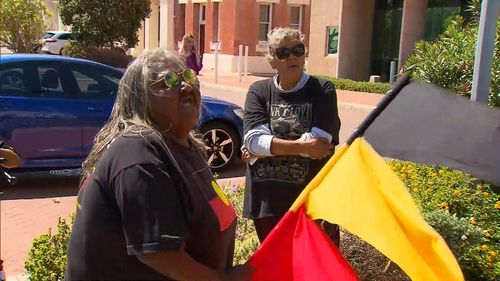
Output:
[200, 4, 206, 24]
[290, 6, 302, 31]
[326, 26, 339, 55]
[259, 4, 272, 41]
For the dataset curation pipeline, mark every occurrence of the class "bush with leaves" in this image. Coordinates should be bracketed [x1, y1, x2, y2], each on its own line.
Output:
[222, 183, 259, 265]
[389, 161, 500, 280]
[316, 75, 392, 94]
[405, 15, 499, 107]
[62, 41, 132, 68]
[58, 0, 150, 49]
[0, 0, 49, 53]
[24, 216, 73, 281]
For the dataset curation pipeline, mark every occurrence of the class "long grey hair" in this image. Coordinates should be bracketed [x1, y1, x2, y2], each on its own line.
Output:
[82, 49, 204, 176]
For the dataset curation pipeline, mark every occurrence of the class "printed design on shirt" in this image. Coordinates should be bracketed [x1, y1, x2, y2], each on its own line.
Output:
[208, 180, 236, 231]
[270, 103, 312, 139]
[253, 103, 311, 183]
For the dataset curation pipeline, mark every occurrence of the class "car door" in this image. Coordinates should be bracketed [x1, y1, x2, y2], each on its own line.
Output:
[0, 60, 83, 168]
[55, 33, 72, 54]
[67, 62, 121, 155]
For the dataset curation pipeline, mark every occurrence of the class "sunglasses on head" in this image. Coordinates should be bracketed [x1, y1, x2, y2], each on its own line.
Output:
[274, 43, 306, 60]
[150, 69, 198, 91]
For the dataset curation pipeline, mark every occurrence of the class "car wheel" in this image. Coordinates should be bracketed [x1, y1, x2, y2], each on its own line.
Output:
[59, 47, 64, 55]
[200, 122, 239, 171]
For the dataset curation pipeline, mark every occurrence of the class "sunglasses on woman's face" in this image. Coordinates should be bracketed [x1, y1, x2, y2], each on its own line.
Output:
[150, 69, 198, 92]
[274, 43, 306, 60]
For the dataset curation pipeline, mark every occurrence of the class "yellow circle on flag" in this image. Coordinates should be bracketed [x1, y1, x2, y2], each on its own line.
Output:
[211, 180, 230, 206]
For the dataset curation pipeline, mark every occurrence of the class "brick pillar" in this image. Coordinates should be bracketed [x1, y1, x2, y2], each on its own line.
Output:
[398, 0, 428, 70]
[159, 0, 175, 50]
[145, 0, 160, 50]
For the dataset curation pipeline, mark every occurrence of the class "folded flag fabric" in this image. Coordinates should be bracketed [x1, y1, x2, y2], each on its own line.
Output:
[250, 205, 359, 281]
[250, 138, 464, 281]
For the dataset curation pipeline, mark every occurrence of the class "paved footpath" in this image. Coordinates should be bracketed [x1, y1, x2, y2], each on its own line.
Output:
[197, 71, 383, 109]
[1, 70, 384, 280]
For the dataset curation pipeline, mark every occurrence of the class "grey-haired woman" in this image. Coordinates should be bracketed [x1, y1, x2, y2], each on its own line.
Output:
[242, 27, 341, 243]
[65, 49, 252, 281]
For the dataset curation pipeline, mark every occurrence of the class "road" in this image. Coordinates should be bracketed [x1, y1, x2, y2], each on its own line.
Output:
[1, 85, 371, 278]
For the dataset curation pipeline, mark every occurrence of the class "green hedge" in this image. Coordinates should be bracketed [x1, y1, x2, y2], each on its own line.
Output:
[315, 75, 392, 95]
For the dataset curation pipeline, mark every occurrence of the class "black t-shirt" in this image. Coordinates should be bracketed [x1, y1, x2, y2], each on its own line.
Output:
[66, 131, 237, 280]
[243, 76, 341, 219]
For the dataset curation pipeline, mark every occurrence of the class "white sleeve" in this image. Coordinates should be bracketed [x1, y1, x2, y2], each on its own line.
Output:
[243, 124, 274, 157]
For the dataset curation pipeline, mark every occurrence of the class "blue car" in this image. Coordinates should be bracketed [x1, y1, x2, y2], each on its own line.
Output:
[0, 54, 242, 172]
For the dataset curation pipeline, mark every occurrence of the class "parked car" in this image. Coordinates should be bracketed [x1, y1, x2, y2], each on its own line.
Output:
[41, 31, 73, 55]
[0, 54, 242, 171]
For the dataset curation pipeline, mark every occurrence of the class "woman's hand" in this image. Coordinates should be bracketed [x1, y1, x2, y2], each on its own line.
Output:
[301, 138, 333, 159]
[241, 147, 252, 160]
[218, 263, 254, 281]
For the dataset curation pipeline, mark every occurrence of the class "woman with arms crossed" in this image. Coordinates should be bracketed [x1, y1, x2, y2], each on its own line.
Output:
[242, 27, 341, 244]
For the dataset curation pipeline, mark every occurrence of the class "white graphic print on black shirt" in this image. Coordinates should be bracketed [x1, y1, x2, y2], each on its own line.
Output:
[252, 102, 312, 183]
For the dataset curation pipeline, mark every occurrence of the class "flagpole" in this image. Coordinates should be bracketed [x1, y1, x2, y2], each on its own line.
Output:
[346, 72, 412, 145]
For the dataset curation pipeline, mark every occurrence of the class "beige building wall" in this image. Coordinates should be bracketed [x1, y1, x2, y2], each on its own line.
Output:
[131, 22, 146, 57]
[133, 0, 177, 55]
[44, 0, 69, 31]
[337, 0, 375, 80]
[398, 0, 428, 70]
[307, 0, 342, 77]
[159, 0, 176, 50]
[144, 0, 160, 51]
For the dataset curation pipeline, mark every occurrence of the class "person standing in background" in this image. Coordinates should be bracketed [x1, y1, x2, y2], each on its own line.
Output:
[179, 34, 203, 75]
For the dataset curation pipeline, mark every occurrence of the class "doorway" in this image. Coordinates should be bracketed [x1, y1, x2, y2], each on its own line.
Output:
[199, 4, 206, 55]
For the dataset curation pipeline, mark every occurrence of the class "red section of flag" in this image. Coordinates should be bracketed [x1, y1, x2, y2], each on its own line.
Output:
[209, 197, 237, 231]
[250, 206, 359, 281]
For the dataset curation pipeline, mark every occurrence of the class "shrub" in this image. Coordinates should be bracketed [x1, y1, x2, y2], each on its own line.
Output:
[316, 75, 392, 94]
[58, 0, 150, 49]
[24, 216, 73, 281]
[389, 161, 500, 280]
[62, 41, 132, 68]
[61, 41, 86, 58]
[405, 16, 499, 107]
[222, 182, 259, 265]
[0, 0, 49, 53]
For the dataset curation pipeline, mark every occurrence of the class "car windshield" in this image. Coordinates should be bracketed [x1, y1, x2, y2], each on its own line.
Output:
[43, 32, 55, 39]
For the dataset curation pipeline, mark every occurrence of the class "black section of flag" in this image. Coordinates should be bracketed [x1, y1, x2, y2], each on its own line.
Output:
[364, 81, 500, 186]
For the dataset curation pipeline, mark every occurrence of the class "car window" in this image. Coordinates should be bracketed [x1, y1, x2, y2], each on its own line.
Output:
[43, 32, 55, 39]
[57, 33, 71, 40]
[0, 65, 28, 97]
[70, 64, 121, 100]
[37, 65, 68, 98]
